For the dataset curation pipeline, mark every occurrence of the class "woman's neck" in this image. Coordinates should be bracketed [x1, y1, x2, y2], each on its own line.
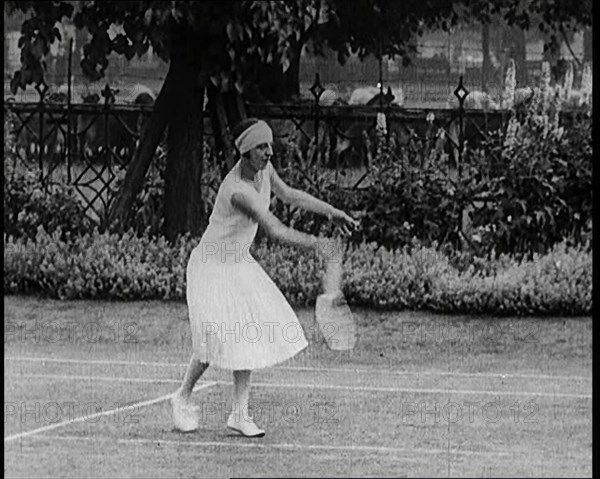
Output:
[239, 159, 259, 182]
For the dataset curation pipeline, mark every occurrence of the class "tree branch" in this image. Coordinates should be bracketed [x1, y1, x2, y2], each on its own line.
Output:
[299, 0, 320, 46]
[560, 25, 582, 67]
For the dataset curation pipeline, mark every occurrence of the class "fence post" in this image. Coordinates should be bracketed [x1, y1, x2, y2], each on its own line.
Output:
[309, 73, 324, 172]
[377, 54, 387, 155]
[453, 76, 469, 250]
[453, 75, 469, 179]
[66, 38, 73, 184]
[35, 81, 49, 189]
[100, 84, 117, 230]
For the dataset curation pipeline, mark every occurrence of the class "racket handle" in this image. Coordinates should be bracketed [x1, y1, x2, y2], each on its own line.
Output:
[343, 236, 351, 256]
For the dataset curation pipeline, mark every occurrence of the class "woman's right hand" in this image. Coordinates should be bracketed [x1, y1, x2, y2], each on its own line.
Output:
[328, 208, 360, 236]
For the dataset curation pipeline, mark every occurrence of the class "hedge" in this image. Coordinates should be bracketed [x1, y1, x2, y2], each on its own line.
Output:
[4, 228, 592, 316]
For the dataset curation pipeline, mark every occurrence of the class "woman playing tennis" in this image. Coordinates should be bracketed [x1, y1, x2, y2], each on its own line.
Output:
[172, 118, 358, 437]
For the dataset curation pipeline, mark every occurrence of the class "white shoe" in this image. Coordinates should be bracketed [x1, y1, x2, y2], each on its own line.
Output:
[227, 415, 265, 438]
[171, 390, 199, 432]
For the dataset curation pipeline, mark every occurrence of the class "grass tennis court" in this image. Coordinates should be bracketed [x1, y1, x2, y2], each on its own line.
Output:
[4, 295, 592, 478]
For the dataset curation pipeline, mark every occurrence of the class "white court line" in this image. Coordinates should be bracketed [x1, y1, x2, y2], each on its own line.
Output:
[4, 382, 217, 443]
[12, 373, 178, 384]
[8, 433, 518, 458]
[8, 373, 592, 399]
[279, 364, 592, 381]
[4, 356, 592, 382]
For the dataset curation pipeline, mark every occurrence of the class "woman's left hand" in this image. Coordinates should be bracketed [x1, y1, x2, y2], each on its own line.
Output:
[328, 209, 360, 236]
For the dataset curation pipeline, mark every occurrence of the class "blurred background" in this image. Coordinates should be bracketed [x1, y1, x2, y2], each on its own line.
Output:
[4, 8, 592, 107]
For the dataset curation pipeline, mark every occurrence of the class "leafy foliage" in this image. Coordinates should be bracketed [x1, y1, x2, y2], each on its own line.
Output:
[3, 163, 95, 242]
[6, 1, 330, 93]
[4, 228, 195, 300]
[4, 1, 592, 249]
[424, 241, 592, 316]
[468, 102, 592, 257]
[110, 138, 168, 238]
[273, 106, 591, 258]
[4, 230, 592, 316]
[4, 110, 94, 241]
[272, 133, 473, 251]
[109, 139, 226, 238]
[6, 0, 592, 93]
[6, 0, 591, 239]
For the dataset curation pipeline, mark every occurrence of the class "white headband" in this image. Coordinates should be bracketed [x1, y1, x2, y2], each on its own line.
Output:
[235, 120, 273, 155]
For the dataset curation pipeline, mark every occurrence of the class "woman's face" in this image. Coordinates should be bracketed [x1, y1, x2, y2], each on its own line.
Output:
[246, 142, 273, 171]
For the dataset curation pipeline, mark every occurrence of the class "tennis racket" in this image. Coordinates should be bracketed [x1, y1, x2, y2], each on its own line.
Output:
[315, 237, 357, 351]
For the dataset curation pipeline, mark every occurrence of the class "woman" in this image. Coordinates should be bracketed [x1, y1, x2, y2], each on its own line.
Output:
[172, 118, 358, 437]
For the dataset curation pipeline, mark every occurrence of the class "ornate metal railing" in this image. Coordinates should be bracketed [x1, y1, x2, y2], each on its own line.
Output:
[5, 83, 153, 227]
[5, 74, 585, 234]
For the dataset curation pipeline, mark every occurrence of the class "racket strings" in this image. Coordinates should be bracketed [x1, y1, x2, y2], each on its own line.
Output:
[316, 237, 357, 351]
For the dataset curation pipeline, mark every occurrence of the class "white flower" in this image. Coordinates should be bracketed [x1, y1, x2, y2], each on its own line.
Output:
[563, 62, 574, 100]
[502, 59, 516, 109]
[376, 112, 387, 135]
[540, 61, 551, 111]
[581, 62, 593, 103]
[554, 126, 564, 140]
[504, 116, 520, 147]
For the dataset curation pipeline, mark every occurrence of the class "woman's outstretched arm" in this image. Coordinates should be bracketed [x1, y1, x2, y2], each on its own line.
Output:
[270, 164, 359, 233]
[231, 187, 324, 254]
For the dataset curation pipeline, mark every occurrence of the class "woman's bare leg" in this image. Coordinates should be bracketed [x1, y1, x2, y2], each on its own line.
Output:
[228, 369, 265, 437]
[177, 357, 210, 401]
[171, 356, 209, 432]
[232, 369, 251, 415]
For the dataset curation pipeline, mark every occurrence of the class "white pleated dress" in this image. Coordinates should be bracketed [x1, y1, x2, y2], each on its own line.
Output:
[186, 160, 308, 370]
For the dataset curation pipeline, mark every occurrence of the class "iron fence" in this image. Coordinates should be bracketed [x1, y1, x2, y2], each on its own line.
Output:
[247, 75, 508, 186]
[4, 73, 585, 236]
[5, 82, 156, 227]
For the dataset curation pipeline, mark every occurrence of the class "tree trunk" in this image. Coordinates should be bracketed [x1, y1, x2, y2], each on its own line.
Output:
[106, 66, 174, 233]
[284, 44, 302, 99]
[109, 22, 209, 242]
[583, 26, 592, 63]
[221, 89, 245, 127]
[162, 29, 206, 242]
[207, 84, 237, 173]
[163, 84, 205, 241]
[261, 63, 285, 102]
[543, 33, 562, 82]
